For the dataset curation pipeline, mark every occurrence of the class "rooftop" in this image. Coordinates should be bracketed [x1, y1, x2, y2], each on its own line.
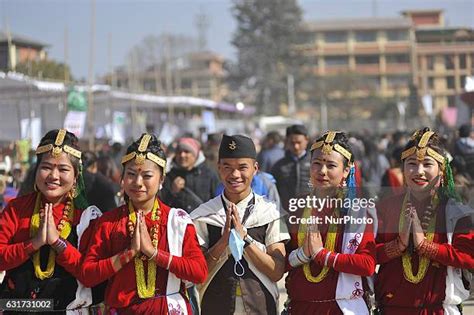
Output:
[0, 31, 49, 48]
[301, 17, 412, 32]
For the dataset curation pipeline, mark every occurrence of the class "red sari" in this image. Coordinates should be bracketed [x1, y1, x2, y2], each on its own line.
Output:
[80, 199, 207, 314]
[285, 207, 376, 315]
[375, 194, 474, 314]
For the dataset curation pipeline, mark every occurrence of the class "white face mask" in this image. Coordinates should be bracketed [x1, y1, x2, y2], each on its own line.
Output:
[229, 229, 245, 277]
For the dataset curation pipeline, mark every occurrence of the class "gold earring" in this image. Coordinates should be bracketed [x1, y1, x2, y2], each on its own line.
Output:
[70, 186, 78, 198]
[34, 183, 38, 192]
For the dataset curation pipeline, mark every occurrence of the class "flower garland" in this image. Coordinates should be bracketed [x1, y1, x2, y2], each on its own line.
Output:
[297, 206, 339, 283]
[127, 199, 160, 299]
[29, 192, 74, 280]
[399, 192, 438, 284]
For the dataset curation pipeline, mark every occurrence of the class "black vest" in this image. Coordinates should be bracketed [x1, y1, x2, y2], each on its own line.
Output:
[200, 224, 277, 315]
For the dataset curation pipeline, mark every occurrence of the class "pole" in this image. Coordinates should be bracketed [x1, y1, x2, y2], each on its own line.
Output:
[87, 0, 96, 150]
[287, 74, 295, 115]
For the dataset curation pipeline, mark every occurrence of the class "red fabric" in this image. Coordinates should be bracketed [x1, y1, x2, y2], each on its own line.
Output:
[386, 169, 403, 188]
[81, 200, 207, 312]
[285, 207, 376, 314]
[0, 192, 89, 281]
[375, 194, 474, 314]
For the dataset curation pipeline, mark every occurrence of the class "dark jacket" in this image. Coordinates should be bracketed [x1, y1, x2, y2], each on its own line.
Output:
[161, 153, 220, 213]
[270, 150, 311, 211]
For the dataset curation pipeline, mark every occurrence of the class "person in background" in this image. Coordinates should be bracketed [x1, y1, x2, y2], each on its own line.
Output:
[161, 137, 220, 214]
[82, 151, 120, 213]
[257, 131, 285, 173]
[271, 125, 311, 212]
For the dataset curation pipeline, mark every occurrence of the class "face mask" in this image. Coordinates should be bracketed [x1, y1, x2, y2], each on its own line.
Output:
[229, 229, 245, 276]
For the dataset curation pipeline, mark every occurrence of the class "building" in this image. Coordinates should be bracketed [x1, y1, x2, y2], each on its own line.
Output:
[407, 10, 474, 111]
[109, 51, 228, 102]
[294, 9, 474, 118]
[0, 31, 48, 71]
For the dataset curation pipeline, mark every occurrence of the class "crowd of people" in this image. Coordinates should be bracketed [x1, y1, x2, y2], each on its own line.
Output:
[0, 123, 472, 314]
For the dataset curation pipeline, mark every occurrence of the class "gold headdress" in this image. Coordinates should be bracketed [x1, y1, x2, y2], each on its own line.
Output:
[401, 130, 444, 164]
[121, 134, 166, 173]
[35, 129, 81, 159]
[310, 131, 352, 164]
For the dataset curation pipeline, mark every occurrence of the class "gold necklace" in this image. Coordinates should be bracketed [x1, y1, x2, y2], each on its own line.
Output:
[128, 199, 160, 299]
[29, 192, 74, 280]
[298, 206, 339, 283]
[399, 193, 438, 284]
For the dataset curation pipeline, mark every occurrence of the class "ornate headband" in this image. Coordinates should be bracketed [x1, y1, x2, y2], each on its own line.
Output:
[121, 134, 167, 173]
[35, 129, 82, 159]
[401, 130, 445, 164]
[310, 131, 352, 163]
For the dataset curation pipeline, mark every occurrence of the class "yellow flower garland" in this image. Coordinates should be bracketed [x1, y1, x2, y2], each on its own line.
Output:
[399, 193, 438, 284]
[128, 199, 160, 299]
[29, 193, 74, 280]
[297, 206, 339, 283]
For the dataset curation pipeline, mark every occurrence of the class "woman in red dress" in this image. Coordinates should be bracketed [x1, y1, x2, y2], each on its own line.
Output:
[0, 129, 100, 312]
[375, 127, 474, 314]
[81, 133, 207, 314]
[285, 131, 376, 314]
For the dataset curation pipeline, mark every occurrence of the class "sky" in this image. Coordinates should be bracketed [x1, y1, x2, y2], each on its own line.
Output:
[1, 0, 473, 80]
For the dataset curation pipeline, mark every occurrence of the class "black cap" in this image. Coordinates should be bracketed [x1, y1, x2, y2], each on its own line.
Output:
[219, 135, 257, 160]
[286, 124, 308, 137]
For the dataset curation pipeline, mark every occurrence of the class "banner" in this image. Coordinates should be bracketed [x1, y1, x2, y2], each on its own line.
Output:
[64, 111, 87, 138]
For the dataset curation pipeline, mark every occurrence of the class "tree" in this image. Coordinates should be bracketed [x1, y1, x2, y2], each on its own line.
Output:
[15, 60, 72, 81]
[231, 0, 302, 115]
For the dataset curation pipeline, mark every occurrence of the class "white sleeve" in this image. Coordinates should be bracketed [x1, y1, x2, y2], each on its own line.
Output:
[192, 220, 209, 249]
[265, 217, 290, 247]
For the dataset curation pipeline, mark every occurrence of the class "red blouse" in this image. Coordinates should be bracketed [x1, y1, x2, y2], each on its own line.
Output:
[80, 200, 207, 313]
[285, 207, 376, 315]
[375, 194, 474, 315]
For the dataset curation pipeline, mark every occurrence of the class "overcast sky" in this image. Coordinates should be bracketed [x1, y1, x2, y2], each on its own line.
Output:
[2, 0, 473, 80]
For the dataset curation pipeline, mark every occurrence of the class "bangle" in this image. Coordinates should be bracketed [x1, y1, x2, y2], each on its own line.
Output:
[332, 253, 340, 268]
[385, 238, 403, 259]
[207, 249, 219, 261]
[311, 247, 325, 260]
[119, 249, 134, 267]
[323, 251, 332, 267]
[397, 235, 407, 248]
[52, 237, 67, 253]
[148, 248, 158, 261]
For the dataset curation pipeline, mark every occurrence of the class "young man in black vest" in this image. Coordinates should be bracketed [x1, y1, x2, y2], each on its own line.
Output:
[191, 135, 289, 315]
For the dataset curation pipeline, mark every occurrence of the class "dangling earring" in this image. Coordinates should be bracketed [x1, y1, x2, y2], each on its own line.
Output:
[70, 185, 78, 198]
[34, 183, 38, 192]
[307, 180, 313, 188]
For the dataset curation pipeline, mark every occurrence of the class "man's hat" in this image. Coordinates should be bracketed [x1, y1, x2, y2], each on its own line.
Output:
[219, 135, 256, 160]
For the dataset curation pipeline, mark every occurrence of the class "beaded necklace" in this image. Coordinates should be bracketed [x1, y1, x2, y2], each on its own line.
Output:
[29, 192, 74, 280]
[297, 205, 339, 283]
[399, 192, 439, 284]
[127, 199, 160, 298]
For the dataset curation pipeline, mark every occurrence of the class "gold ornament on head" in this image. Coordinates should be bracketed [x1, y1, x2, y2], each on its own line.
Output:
[121, 134, 167, 174]
[401, 130, 444, 164]
[310, 131, 352, 163]
[35, 129, 82, 160]
[229, 140, 237, 150]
